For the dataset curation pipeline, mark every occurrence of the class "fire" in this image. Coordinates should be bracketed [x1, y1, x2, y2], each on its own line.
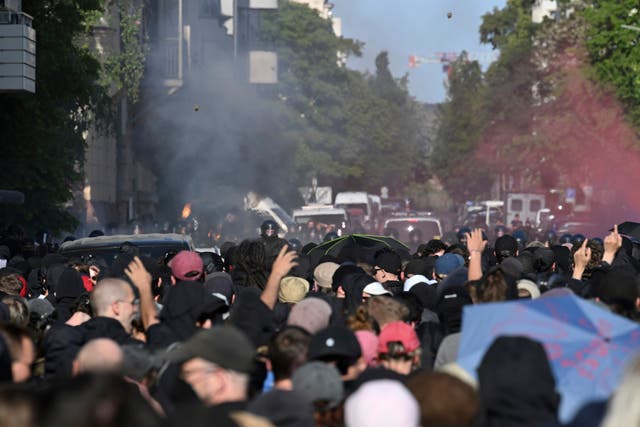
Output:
[181, 203, 192, 219]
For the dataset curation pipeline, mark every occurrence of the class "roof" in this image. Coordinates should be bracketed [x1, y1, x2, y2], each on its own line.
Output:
[60, 233, 193, 251]
[293, 206, 347, 216]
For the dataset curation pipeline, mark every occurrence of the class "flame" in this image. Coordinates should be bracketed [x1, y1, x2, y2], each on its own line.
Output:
[181, 203, 192, 219]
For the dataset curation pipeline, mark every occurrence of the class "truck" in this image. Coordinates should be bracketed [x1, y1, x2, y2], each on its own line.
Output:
[334, 191, 379, 232]
[505, 193, 546, 228]
[292, 204, 349, 238]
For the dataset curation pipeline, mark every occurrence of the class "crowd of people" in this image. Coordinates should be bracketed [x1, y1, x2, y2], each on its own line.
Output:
[0, 219, 638, 427]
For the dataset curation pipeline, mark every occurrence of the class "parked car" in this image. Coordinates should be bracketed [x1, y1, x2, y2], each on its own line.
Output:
[59, 233, 194, 265]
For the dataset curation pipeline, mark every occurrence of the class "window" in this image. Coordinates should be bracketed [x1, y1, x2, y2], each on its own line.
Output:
[510, 199, 523, 211]
[199, 0, 220, 19]
[529, 199, 542, 212]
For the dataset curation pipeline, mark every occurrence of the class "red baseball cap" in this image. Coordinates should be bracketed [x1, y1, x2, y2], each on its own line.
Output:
[169, 250, 204, 281]
[377, 321, 420, 355]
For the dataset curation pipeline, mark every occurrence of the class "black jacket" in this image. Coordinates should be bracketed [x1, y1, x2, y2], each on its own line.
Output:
[42, 324, 84, 379]
[77, 316, 142, 346]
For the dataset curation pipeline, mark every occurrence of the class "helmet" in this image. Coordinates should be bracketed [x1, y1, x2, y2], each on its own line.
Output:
[457, 227, 472, 244]
[288, 238, 302, 253]
[544, 230, 557, 244]
[512, 229, 527, 246]
[200, 252, 225, 275]
[260, 220, 279, 238]
[559, 234, 572, 245]
[571, 234, 586, 248]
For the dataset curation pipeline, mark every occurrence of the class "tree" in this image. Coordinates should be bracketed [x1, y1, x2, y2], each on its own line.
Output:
[431, 54, 491, 201]
[260, 2, 426, 196]
[0, 0, 111, 234]
[583, 0, 640, 128]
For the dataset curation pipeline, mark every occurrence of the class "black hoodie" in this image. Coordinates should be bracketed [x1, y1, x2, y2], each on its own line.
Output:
[474, 336, 561, 427]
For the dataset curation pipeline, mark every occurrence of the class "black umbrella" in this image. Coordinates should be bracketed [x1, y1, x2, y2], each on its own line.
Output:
[307, 234, 411, 266]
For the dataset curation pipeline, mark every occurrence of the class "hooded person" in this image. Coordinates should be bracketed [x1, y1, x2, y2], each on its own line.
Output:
[330, 265, 368, 319]
[204, 272, 235, 307]
[147, 281, 228, 350]
[331, 265, 365, 296]
[26, 257, 44, 298]
[44, 263, 67, 302]
[341, 273, 372, 315]
[474, 336, 561, 427]
[592, 269, 640, 320]
[373, 251, 403, 295]
[436, 282, 473, 337]
[53, 268, 88, 323]
[406, 282, 443, 369]
[408, 283, 438, 312]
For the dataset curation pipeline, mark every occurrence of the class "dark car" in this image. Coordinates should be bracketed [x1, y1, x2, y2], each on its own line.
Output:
[59, 233, 194, 265]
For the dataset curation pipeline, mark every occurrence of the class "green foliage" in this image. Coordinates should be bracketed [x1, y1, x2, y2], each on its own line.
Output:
[0, 0, 110, 234]
[98, 1, 148, 102]
[433, 0, 545, 201]
[583, 0, 640, 127]
[431, 54, 490, 199]
[260, 1, 426, 196]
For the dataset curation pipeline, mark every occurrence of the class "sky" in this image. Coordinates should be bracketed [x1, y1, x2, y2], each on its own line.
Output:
[332, 0, 507, 104]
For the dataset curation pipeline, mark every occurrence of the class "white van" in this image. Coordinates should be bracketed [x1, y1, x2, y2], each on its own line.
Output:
[506, 193, 545, 227]
[334, 191, 373, 230]
[292, 205, 349, 236]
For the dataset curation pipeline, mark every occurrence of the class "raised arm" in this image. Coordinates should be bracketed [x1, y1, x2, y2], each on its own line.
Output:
[125, 257, 159, 330]
[467, 228, 486, 281]
[260, 245, 298, 310]
[602, 224, 622, 265]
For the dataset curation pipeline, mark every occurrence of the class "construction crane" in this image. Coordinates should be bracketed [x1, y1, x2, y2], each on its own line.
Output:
[408, 51, 499, 74]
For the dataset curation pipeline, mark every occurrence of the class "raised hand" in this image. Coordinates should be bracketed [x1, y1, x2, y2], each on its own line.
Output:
[602, 224, 622, 264]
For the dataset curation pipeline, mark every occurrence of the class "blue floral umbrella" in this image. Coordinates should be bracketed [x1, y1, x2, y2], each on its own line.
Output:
[457, 294, 640, 422]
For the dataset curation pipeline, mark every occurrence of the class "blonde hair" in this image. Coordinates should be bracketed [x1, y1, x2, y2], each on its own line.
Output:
[367, 296, 409, 329]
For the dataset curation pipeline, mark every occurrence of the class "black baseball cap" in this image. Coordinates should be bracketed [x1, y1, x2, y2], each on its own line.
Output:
[308, 326, 362, 361]
[167, 326, 255, 373]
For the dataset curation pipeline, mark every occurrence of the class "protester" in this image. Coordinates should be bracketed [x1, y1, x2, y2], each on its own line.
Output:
[376, 321, 421, 375]
[292, 362, 344, 427]
[405, 370, 478, 427]
[72, 338, 123, 375]
[0, 219, 638, 427]
[344, 380, 420, 427]
[475, 336, 561, 427]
